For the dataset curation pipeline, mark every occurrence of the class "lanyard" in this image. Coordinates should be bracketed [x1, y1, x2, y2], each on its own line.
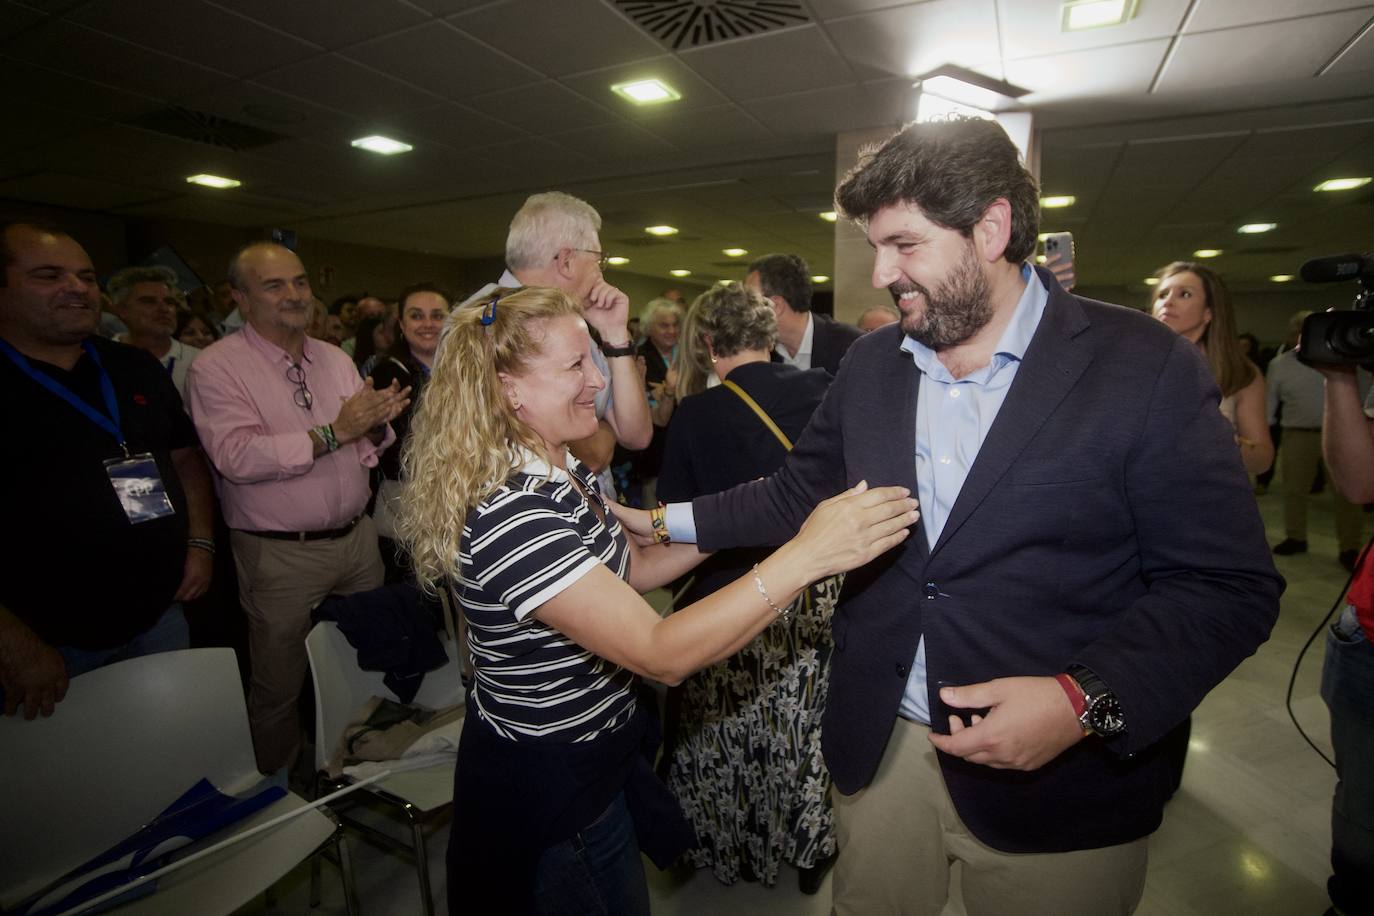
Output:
[0, 338, 129, 456]
[165, 355, 176, 377]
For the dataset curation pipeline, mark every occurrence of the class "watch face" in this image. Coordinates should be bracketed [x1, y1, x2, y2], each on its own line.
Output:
[1088, 695, 1126, 736]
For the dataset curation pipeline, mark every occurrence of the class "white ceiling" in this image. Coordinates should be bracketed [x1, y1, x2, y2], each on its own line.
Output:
[1, 0, 1372, 293]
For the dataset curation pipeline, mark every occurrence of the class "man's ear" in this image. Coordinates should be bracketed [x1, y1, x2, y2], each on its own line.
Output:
[973, 198, 1013, 264]
[552, 248, 575, 282]
[769, 295, 788, 316]
[229, 286, 248, 316]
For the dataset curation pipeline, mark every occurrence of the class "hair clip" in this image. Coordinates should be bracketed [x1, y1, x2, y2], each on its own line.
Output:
[480, 294, 500, 327]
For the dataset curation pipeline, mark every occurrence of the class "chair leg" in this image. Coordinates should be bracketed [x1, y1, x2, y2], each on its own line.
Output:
[336, 831, 360, 916]
[309, 848, 322, 908]
[409, 810, 435, 916]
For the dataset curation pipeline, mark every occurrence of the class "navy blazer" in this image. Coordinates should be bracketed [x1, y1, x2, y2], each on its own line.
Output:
[810, 312, 864, 376]
[694, 267, 1282, 853]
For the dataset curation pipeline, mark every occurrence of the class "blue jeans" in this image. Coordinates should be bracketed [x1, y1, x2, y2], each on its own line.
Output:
[1322, 605, 1374, 916]
[531, 791, 650, 916]
[58, 603, 190, 679]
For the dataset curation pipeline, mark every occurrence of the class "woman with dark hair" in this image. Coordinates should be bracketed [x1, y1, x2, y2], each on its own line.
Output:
[1151, 262, 1273, 475]
[351, 314, 394, 376]
[397, 285, 916, 915]
[175, 308, 220, 351]
[657, 281, 842, 893]
[368, 283, 450, 581]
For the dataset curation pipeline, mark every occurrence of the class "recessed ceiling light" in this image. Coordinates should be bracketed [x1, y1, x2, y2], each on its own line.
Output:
[1314, 177, 1372, 192]
[1238, 222, 1277, 234]
[611, 79, 681, 105]
[1143, 277, 1160, 286]
[669, 268, 692, 277]
[606, 256, 629, 266]
[722, 247, 748, 257]
[645, 225, 678, 236]
[1040, 195, 1076, 208]
[186, 174, 240, 189]
[1270, 274, 1294, 283]
[717, 279, 732, 285]
[811, 275, 831, 283]
[819, 211, 838, 222]
[351, 135, 413, 155]
[1061, 0, 1139, 32]
[1193, 249, 1222, 258]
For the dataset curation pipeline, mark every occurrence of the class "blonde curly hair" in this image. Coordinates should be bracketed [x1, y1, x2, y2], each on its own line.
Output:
[398, 285, 583, 593]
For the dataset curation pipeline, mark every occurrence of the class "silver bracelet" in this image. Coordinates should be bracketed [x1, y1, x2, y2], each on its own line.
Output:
[752, 563, 790, 624]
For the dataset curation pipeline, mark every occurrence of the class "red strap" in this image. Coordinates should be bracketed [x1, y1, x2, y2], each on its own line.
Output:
[1055, 673, 1086, 717]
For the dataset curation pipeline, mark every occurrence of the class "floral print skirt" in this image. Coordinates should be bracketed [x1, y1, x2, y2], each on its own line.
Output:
[666, 575, 841, 886]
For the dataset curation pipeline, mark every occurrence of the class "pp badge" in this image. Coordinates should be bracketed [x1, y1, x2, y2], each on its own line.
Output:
[104, 453, 175, 524]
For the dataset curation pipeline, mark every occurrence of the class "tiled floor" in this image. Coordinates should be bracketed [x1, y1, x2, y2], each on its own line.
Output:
[242, 487, 1357, 915]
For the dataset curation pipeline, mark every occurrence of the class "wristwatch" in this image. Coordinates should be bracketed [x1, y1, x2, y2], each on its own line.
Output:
[601, 341, 636, 358]
[1065, 664, 1126, 737]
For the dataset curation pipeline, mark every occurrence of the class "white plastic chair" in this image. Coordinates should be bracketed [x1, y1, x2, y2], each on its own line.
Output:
[306, 619, 465, 916]
[0, 647, 357, 915]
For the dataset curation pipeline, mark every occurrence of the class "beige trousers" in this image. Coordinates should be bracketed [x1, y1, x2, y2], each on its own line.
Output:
[1280, 428, 1364, 550]
[831, 717, 1147, 916]
[231, 517, 384, 774]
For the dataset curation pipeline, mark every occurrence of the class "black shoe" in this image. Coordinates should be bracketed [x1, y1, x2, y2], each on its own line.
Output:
[798, 850, 838, 895]
[1339, 550, 1359, 572]
[1273, 538, 1308, 556]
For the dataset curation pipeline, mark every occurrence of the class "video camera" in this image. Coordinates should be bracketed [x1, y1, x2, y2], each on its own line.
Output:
[1297, 253, 1374, 368]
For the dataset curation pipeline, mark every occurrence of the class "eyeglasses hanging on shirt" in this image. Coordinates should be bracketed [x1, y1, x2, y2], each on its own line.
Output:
[287, 362, 313, 410]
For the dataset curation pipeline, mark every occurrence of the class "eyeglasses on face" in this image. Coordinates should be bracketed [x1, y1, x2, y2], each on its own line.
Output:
[286, 362, 313, 410]
[570, 249, 610, 272]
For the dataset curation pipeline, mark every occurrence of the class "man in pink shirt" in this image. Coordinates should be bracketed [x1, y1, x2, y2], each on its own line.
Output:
[187, 241, 409, 777]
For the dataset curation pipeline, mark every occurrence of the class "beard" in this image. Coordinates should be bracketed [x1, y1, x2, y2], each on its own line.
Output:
[890, 243, 993, 350]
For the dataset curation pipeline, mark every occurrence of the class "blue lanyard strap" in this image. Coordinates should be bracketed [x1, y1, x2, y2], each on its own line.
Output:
[0, 338, 127, 454]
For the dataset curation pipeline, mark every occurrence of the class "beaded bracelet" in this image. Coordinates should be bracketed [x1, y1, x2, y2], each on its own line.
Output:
[752, 563, 790, 624]
[314, 423, 340, 452]
[649, 505, 671, 545]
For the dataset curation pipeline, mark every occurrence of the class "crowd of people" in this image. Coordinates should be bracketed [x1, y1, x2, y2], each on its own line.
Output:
[1, 114, 1366, 916]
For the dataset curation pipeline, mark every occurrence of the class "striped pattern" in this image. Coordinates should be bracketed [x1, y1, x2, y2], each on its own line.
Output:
[455, 462, 636, 743]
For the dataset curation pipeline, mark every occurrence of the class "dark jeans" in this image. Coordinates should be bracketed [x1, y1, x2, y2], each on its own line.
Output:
[1322, 605, 1374, 916]
[531, 791, 650, 916]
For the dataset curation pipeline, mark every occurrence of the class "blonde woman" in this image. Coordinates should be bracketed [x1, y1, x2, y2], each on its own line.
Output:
[399, 286, 917, 915]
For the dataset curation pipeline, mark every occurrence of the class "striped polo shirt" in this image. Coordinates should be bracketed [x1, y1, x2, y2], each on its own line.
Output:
[455, 449, 636, 743]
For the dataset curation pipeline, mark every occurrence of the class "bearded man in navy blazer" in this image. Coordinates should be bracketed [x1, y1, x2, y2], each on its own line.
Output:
[658, 117, 1282, 914]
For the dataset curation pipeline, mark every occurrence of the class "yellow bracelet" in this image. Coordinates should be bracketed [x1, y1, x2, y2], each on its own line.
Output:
[649, 505, 671, 544]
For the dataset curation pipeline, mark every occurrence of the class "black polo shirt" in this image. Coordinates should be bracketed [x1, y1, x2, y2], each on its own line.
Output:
[0, 335, 199, 649]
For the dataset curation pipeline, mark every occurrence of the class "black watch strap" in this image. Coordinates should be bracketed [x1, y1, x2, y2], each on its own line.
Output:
[601, 342, 636, 358]
[1066, 664, 1126, 737]
[1066, 664, 1108, 699]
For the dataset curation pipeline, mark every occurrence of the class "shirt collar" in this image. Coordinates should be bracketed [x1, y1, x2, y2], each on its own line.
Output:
[515, 445, 580, 483]
[776, 312, 815, 362]
[242, 320, 314, 364]
[900, 262, 1047, 383]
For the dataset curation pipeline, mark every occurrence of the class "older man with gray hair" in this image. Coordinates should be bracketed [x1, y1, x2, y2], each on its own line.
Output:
[468, 193, 651, 475]
[108, 265, 199, 398]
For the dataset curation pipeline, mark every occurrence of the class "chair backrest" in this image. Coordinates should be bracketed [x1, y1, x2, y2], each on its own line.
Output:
[305, 622, 465, 773]
[0, 648, 260, 908]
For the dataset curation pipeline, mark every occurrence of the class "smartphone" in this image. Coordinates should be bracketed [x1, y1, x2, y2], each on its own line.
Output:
[1043, 231, 1073, 270]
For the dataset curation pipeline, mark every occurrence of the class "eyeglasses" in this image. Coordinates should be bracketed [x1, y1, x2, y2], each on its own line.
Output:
[571, 249, 610, 272]
[286, 362, 313, 410]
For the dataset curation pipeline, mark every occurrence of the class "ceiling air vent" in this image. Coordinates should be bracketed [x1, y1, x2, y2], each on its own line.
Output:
[615, 1, 810, 49]
[121, 106, 289, 152]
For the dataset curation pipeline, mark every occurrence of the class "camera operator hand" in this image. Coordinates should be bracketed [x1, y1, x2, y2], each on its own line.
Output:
[1320, 364, 1374, 503]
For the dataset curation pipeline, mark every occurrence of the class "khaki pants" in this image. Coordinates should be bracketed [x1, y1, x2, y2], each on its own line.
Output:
[1280, 428, 1363, 550]
[231, 517, 384, 773]
[831, 717, 1147, 916]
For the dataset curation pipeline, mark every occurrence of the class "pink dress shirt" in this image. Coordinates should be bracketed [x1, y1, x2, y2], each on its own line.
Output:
[186, 323, 393, 532]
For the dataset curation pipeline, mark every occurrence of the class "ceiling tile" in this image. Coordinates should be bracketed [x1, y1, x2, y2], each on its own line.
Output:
[405, 0, 497, 15]
[4, 19, 232, 99]
[255, 54, 441, 119]
[1157, 9, 1374, 92]
[823, 0, 1001, 80]
[0, 171, 168, 211]
[634, 105, 775, 149]
[467, 136, 593, 177]
[344, 21, 543, 100]
[1324, 14, 1374, 76]
[452, 0, 662, 77]
[68, 0, 318, 78]
[740, 79, 910, 137]
[113, 193, 305, 226]
[548, 122, 678, 162]
[1112, 134, 1250, 186]
[679, 25, 856, 100]
[178, 81, 365, 142]
[1004, 38, 1169, 103]
[998, 0, 1192, 60]
[370, 102, 528, 151]
[0, 57, 156, 120]
[0, 1, 43, 41]
[808, 0, 916, 17]
[205, 0, 429, 50]
[466, 80, 623, 134]
[1185, 0, 1374, 34]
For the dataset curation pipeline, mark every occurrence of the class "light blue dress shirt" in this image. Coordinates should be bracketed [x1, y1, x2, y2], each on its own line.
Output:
[897, 264, 1048, 723]
[665, 265, 1051, 724]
